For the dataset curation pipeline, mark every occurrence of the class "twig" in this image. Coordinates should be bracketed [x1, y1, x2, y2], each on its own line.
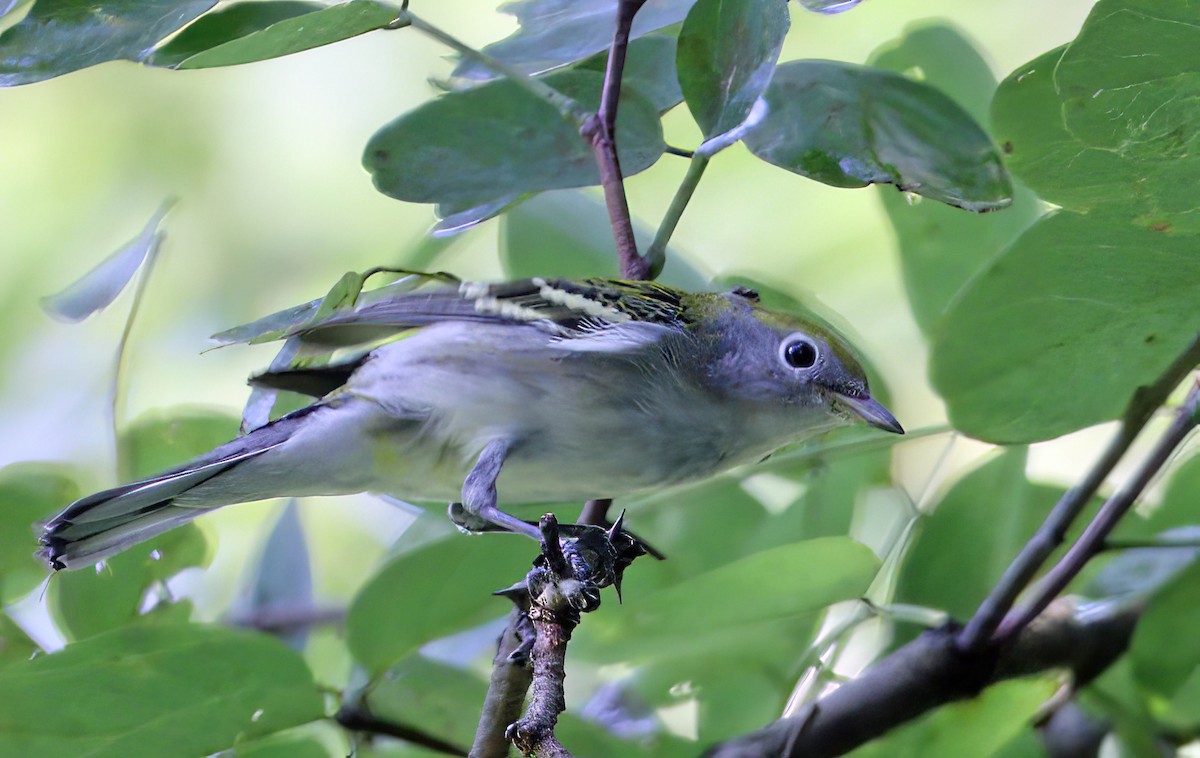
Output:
[471, 607, 534, 758]
[706, 598, 1139, 758]
[581, 0, 651, 280]
[337, 702, 469, 756]
[957, 332, 1200, 652]
[995, 381, 1200, 642]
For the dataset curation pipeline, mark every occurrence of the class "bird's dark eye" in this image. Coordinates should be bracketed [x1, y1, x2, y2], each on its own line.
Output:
[783, 339, 818, 369]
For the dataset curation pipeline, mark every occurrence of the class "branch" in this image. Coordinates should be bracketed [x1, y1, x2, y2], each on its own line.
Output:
[581, 0, 651, 280]
[957, 333, 1200, 651]
[337, 701, 469, 756]
[996, 380, 1200, 642]
[706, 598, 1139, 758]
[471, 607, 535, 758]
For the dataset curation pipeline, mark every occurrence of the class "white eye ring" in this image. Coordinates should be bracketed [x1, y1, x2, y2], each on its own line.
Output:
[781, 336, 819, 369]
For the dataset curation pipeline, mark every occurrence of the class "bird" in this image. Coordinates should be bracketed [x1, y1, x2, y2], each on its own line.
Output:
[37, 275, 903, 571]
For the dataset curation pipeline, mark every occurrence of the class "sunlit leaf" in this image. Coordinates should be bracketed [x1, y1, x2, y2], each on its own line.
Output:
[676, 0, 788, 138]
[451, 0, 696, 81]
[870, 23, 1040, 334]
[0, 624, 323, 755]
[0, 463, 77, 603]
[40, 200, 174, 323]
[171, 0, 397, 70]
[149, 1, 322, 68]
[364, 70, 664, 208]
[346, 534, 533, 674]
[930, 211, 1200, 443]
[0, 0, 214, 85]
[744, 60, 1012, 211]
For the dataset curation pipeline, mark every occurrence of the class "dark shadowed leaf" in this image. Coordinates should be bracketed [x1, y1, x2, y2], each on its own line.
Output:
[846, 678, 1057, 758]
[48, 409, 234, 640]
[41, 200, 174, 323]
[870, 24, 1039, 334]
[231, 501, 312, 651]
[897, 450, 1065, 622]
[1089, 527, 1200, 599]
[451, 0, 696, 81]
[743, 60, 1012, 211]
[0, 0, 215, 86]
[930, 212, 1200, 443]
[365, 70, 664, 209]
[346, 535, 533, 674]
[0, 463, 78, 603]
[0, 624, 323, 755]
[1130, 559, 1200, 698]
[500, 189, 708, 288]
[170, 0, 397, 70]
[676, 0, 788, 138]
[577, 32, 683, 114]
[149, 1, 323, 68]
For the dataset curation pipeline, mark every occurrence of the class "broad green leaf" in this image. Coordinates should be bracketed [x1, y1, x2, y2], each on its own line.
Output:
[1130, 558, 1200, 698]
[451, 0, 696, 81]
[1079, 658, 1162, 756]
[897, 450, 1063, 623]
[172, 0, 397, 70]
[578, 32, 683, 114]
[847, 678, 1057, 758]
[0, 0, 215, 86]
[0, 463, 78, 602]
[149, 1, 322, 68]
[743, 60, 1012, 212]
[232, 502, 312, 651]
[676, 0, 788, 138]
[1089, 527, 1200, 598]
[40, 200, 173, 323]
[346, 535, 533, 674]
[0, 613, 38, 670]
[49, 409, 233, 640]
[930, 211, 1200, 443]
[232, 732, 329, 758]
[365, 70, 665, 209]
[870, 24, 1040, 334]
[605, 537, 877, 645]
[500, 189, 708, 288]
[1120, 454, 1200, 537]
[0, 624, 323, 756]
[359, 655, 483, 751]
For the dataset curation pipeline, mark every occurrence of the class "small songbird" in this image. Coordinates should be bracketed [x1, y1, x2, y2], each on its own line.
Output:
[37, 276, 902, 570]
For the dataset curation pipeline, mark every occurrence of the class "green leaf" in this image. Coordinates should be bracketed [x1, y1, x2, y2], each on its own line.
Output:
[232, 732, 330, 758]
[606, 537, 878, 646]
[930, 211, 1200, 443]
[1088, 526, 1200, 598]
[577, 32, 683, 114]
[0, 0, 215, 86]
[171, 0, 397, 70]
[451, 0, 696, 81]
[743, 60, 1013, 211]
[48, 409, 234, 640]
[870, 24, 1040, 334]
[1130, 558, 1200, 698]
[149, 1, 323, 68]
[0, 612, 38, 670]
[0, 463, 78, 602]
[40, 200, 173, 323]
[359, 655, 483, 751]
[346, 535, 533, 674]
[897, 450, 1063, 622]
[676, 0, 788, 138]
[364, 70, 665, 209]
[500, 189, 708, 288]
[0, 624, 323, 756]
[846, 678, 1057, 758]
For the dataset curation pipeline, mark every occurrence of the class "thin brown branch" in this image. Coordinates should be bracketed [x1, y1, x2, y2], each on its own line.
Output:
[583, 0, 651, 280]
[957, 332, 1200, 651]
[706, 598, 1139, 758]
[996, 380, 1200, 642]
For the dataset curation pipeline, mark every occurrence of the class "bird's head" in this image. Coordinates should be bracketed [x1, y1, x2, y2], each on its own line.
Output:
[693, 287, 903, 436]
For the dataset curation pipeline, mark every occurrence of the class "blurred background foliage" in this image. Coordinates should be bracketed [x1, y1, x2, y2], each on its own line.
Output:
[9, 0, 1200, 756]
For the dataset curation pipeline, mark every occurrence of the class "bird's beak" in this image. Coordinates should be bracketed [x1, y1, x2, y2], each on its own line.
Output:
[838, 394, 904, 435]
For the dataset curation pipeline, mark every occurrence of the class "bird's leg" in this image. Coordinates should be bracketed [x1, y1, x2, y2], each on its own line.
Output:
[448, 439, 541, 539]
